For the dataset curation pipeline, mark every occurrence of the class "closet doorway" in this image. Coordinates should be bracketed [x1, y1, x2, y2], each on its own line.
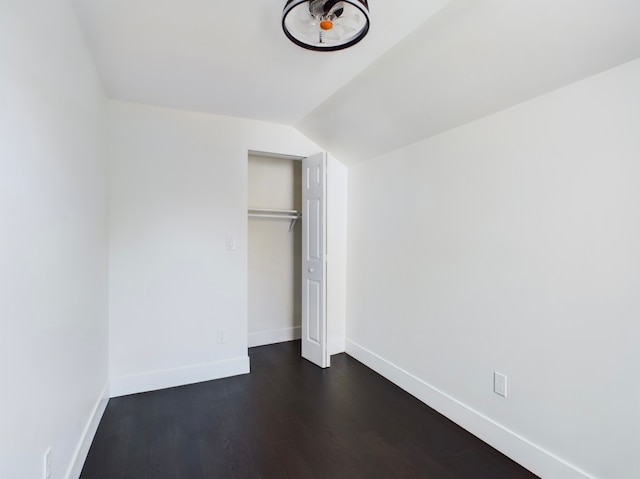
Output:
[248, 152, 302, 349]
[247, 151, 330, 368]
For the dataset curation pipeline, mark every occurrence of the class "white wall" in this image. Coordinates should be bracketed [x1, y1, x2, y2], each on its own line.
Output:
[108, 101, 321, 396]
[248, 154, 302, 346]
[346, 58, 640, 479]
[0, 2, 109, 479]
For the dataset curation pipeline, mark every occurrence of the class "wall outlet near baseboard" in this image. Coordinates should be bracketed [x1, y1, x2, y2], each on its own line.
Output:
[216, 329, 227, 344]
[44, 447, 52, 479]
[494, 372, 507, 398]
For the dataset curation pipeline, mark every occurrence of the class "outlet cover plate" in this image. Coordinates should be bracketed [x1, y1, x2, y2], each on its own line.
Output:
[494, 372, 507, 398]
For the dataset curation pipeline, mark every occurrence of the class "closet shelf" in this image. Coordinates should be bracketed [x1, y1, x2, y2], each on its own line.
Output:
[248, 208, 301, 232]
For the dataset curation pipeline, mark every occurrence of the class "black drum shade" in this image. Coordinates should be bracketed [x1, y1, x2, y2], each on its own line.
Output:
[282, 0, 370, 51]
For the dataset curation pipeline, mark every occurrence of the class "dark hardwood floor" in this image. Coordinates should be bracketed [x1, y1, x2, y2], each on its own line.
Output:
[80, 341, 539, 479]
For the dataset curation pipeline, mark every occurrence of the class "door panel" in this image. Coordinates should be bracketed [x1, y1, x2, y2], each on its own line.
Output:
[301, 152, 329, 368]
[306, 279, 321, 343]
[307, 198, 321, 261]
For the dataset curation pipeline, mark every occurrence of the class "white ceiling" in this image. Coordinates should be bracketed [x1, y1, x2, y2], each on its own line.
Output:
[71, 0, 450, 124]
[72, 0, 640, 163]
[298, 0, 640, 163]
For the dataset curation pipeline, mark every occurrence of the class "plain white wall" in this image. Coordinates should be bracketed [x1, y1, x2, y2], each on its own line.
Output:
[248, 154, 302, 345]
[108, 100, 322, 396]
[0, 1, 109, 479]
[346, 58, 640, 479]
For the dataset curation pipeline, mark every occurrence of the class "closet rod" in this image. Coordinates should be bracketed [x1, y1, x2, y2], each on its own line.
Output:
[248, 208, 301, 232]
[247, 213, 300, 219]
[248, 208, 300, 215]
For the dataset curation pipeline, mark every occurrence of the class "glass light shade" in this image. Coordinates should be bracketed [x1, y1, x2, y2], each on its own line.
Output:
[282, 0, 370, 51]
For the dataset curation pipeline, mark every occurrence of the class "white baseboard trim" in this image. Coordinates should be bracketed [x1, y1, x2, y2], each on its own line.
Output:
[248, 326, 301, 347]
[65, 381, 109, 479]
[345, 339, 595, 479]
[328, 337, 346, 356]
[110, 356, 250, 398]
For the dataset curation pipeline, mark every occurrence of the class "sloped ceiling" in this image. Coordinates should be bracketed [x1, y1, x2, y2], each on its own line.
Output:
[72, 0, 640, 164]
[298, 0, 640, 163]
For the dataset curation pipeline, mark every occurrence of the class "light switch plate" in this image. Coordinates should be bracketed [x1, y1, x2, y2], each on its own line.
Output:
[225, 236, 237, 251]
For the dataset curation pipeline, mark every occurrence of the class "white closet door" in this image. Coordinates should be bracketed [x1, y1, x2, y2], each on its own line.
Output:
[301, 152, 329, 368]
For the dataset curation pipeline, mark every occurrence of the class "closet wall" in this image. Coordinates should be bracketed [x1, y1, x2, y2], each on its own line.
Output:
[248, 154, 302, 346]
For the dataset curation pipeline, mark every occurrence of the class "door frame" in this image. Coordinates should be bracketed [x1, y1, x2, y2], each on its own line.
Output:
[245, 150, 330, 368]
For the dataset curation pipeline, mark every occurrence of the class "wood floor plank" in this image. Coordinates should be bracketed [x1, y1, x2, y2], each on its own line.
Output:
[80, 340, 539, 479]
[273, 439, 318, 479]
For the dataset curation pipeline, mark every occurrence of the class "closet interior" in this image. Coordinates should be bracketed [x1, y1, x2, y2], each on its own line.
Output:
[247, 153, 303, 347]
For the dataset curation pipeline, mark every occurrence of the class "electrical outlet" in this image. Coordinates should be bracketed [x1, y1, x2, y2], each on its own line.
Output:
[494, 372, 507, 398]
[44, 447, 52, 479]
[216, 329, 227, 344]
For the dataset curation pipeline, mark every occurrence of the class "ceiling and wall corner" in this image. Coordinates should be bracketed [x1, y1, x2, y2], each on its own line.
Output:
[69, 0, 451, 125]
[69, 0, 640, 165]
[297, 0, 640, 164]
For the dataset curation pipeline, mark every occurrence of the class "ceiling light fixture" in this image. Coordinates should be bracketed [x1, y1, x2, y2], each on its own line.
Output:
[282, 0, 370, 52]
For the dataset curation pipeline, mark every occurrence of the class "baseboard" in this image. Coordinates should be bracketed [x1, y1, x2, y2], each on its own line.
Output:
[248, 326, 301, 347]
[328, 337, 346, 355]
[110, 356, 250, 398]
[345, 339, 595, 479]
[65, 381, 109, 479]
